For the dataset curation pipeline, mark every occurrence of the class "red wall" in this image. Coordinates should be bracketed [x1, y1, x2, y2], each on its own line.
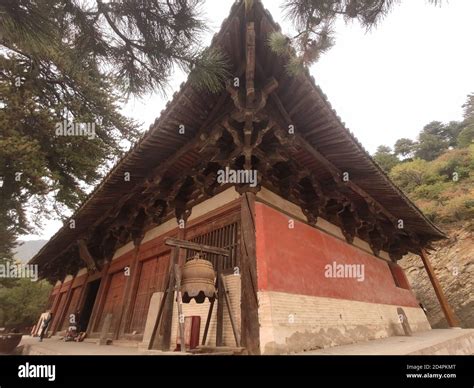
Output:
[255, 202, 419, 307]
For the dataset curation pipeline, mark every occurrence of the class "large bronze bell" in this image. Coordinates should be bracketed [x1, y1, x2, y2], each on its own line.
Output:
[181, 253, 216, 303]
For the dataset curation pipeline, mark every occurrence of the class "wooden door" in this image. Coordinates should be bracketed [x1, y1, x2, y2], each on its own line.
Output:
[61, 286, 82, 330]
[128, 253, 169, 334]
[51, 292, 66, 331]
[96, 271, 126, 333]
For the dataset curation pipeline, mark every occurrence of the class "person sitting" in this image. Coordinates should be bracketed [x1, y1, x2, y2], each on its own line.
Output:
[65, 310, 80, 342]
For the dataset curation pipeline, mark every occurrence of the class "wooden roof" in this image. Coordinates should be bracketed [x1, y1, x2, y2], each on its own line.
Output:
[31, 0, 445, 281]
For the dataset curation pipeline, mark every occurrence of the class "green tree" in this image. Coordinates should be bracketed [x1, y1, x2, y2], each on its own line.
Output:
[463, 93, 474, 118]
[457, 126, 474, 148]
[415, 122, 449, 161]
[394, 138, 416, 159]
[271, 0, 441, 73]
[0, 0, 229, 261]
[443, 120, 465, 147]
[389, 159, 430, 192]
[1, 0, 228, 96]
[458, 93, 474, 147]
[373, 145, 399, 173]
[0, 279, 52, 329]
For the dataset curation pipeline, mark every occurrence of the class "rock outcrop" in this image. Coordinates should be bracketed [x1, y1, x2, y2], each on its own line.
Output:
[399, 224, 473, 328]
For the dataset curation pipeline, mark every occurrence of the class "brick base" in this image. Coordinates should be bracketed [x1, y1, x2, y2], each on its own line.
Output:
[258, 290, 431, 354]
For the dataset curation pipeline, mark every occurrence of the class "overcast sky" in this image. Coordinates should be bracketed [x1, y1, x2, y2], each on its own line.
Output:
[25, 0, 474, 240]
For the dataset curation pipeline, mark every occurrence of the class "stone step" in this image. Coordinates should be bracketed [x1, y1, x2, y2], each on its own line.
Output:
[408, 329, 474, 355]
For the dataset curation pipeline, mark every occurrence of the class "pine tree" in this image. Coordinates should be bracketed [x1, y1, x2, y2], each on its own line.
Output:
[394, 138, 416, 159]
[0, 0, 229, 265]
[271, 0, 442, 74]
[416, 122, 450, 161]
[458, 94, 474, 147]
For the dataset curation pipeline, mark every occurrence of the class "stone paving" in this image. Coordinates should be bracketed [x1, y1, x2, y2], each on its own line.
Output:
[13, 329, 474, 355]
[297, 329, 474, 355]
[18, 336, 180, 355]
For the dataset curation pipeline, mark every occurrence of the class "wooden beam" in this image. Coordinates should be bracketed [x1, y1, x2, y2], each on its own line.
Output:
[86, 261, 111, 335]
[268, 90, 401, 229]
[246, 22, 256, 102]
[295, 135, 399, 226]
[77, 239, 99, 272]
[43, 94, 232, 270]
[240, 192, 260, 354]
[164, 237, 230, 256]
[420, 249, 460, 328]
[145, 95, 230, 187]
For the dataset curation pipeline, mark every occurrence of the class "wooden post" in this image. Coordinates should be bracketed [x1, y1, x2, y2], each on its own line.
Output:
[221, 274, 241, 347]
[86, 261, 111, 335]
[202, 294, 215, 345]
[397, 307, 413, 336]
[49, 285, 63, 323]
[116, 246, 141, 339]
[52, 275, 75, 334]
[174, 264, 186, 353]
[158, 246, 179, 350]
[240, 192, 260, 354]
[76, 271, 90, 314]
[216, 256, 224, 346]
[175, 222, 187, 349]
[99, 314, 113, 345]
[177, 222, 187, 266]
[420, 249, 460, 327]
[148, 277, 170, 350]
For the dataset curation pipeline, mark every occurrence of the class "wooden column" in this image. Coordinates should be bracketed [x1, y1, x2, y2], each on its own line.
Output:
[52, 274, 76, 334]
[86, 261, 111, 334]
[216, 256, 224, 346]
[420, 249, 460, 327]
[49, 285, 63, 318]
[156, 221, 187, 348]
[116, 246, 141, 339]
[76, 271, 90, 314]
[177, 220, 187, 266]
[240, 192, 260, 354]
[157, 245, 179, 350]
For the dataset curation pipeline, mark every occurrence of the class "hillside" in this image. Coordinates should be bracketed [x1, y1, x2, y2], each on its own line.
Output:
[376, 124, 473, 328]
[389, 145, 474, 226]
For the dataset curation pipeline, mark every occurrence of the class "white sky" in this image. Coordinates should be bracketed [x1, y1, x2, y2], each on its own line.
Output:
[25, 0, 474, 240]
